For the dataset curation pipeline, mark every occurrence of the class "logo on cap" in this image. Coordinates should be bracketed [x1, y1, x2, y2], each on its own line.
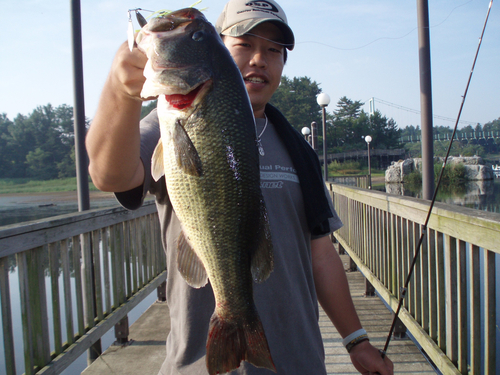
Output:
[245, 1, 279, 13]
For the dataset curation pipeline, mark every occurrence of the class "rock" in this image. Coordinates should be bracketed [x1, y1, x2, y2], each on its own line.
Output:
[401, 159, 413, 177]
[448, 155, 484, 165]
[385, 156, 494, 181]
[464, 165, 494, 180]
[385, 162, 402, 183]
[385, 159, 414, 183]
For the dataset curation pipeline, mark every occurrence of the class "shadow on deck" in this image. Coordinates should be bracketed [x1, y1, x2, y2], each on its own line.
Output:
[82, 253, 436, 375]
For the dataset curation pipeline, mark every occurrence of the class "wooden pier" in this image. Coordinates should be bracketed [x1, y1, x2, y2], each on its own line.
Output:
[2, 183, 497, 375]
[81, 253, 435, 375]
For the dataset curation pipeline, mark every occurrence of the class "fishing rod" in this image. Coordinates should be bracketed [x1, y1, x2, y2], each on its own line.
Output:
[380, 0, 494, 360]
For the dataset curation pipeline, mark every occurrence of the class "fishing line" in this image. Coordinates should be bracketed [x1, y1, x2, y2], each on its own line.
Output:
[380, 0, 493, 360]
[243, 32, 294, 49]
[296, 0, 474, 51]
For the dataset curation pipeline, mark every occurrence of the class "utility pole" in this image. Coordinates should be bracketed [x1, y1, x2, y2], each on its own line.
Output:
[71, 0, 100, 365]
[416, 0, 434, 200]
[71, 0, 90, 211]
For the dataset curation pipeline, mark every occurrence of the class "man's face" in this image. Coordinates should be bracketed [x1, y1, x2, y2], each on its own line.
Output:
[222, 22, 285, 118]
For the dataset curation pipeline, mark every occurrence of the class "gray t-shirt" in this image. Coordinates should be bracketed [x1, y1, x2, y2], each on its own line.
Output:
[116, 111, 343, 374]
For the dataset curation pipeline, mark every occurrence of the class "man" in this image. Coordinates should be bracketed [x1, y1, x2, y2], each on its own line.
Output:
[86, 0, 394, 374]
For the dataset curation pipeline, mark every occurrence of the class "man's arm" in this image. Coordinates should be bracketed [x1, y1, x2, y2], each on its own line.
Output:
[86, 42, 151, 193]
[311, 235, 393, 375]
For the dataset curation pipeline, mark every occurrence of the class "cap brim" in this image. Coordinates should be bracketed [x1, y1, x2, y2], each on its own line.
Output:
[220, 18, 295, 50]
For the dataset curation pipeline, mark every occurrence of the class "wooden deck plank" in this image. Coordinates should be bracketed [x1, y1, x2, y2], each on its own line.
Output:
[81, 253, 436, 375]
[321, 254, 436, 374]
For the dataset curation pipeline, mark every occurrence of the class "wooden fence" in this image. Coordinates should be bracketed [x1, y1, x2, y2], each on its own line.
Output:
[329, 175, 370, 189]
[0, 201, 166, 375]
[328, 182, 499, 375]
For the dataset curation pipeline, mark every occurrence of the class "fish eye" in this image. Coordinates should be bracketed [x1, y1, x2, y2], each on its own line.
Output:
[192, 31, 205, 42]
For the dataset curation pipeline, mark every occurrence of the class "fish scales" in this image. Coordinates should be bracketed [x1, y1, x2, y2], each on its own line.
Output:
[137, 8, 275, 375]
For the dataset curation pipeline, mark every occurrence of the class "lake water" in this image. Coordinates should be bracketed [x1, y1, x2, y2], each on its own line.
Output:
[376, 175, 500, 214]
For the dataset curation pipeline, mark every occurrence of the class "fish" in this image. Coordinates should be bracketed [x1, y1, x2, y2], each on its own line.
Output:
[136, 8, 275, 375]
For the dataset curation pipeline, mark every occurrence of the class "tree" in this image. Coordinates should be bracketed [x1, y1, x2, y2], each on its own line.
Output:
[0, 114, 14, 177]
[270, 76, 323, 132]
[141, 100, 158, 119]
[0, 104, 78, 179]
[368, 111, 401, 149]
[334, 97, 364, 120]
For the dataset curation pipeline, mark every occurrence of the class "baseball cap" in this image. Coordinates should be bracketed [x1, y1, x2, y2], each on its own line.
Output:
[215, 0, 295, 50]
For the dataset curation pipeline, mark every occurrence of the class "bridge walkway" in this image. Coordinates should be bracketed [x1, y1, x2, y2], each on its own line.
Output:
[81, 254, 436, 375]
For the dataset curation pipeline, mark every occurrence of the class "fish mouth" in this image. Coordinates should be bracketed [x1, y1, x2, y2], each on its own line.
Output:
[148, 8, 205, 32]
[164, 80, 212, 110]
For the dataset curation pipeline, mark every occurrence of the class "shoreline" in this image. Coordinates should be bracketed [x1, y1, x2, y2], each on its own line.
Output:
[0, 190, 117, 209]
[0, 191, 120, 227]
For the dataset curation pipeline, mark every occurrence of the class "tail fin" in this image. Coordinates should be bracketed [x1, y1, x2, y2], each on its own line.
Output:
[206, 309, 276, 375]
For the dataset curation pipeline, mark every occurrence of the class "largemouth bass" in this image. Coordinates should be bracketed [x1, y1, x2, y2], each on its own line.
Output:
[136, 8, 275, 374]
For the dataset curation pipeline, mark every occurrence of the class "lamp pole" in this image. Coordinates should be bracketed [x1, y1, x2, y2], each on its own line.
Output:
[317, 93, 330, 182]
[311, 121, 318, 152]
[365, 135, 372, 189]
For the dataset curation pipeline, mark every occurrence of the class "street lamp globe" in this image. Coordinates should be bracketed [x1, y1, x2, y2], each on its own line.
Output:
[365, 135, 372, 144]
[317, 93, 331, 107]
[301, 127, 311, 142]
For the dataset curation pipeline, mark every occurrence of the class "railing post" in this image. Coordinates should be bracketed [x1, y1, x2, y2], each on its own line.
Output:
[349, 256, 357, 272]
[157, 280, 167, 302]
[114, 315, 130, 345]
[392, 315, 407, 339]
[338, 242, 346, 255]
[365, 279, 375, 297]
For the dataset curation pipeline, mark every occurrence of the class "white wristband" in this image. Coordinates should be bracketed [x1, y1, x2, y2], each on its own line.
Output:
[342, 328, 367, 347]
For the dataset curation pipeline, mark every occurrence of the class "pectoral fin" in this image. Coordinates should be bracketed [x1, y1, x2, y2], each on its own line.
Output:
[177, 231, 208, 288]
[251, 199, 274, 283]
[151, 139, 165, 181]
[174, 120, 203, 177]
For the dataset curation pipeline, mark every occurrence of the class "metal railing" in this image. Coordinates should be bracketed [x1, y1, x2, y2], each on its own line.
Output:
[328, 182, 499, 375]
[0, 201, 166, 375]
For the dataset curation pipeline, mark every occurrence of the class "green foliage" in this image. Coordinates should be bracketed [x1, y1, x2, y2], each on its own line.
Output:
[0, 104, 79, 180]
[401, 118, 500, 159]
[328, 160, 362, 175]
[404, 139, 486, 158]
[434, 162, 467, 184]
[404, 169, 422, 186]
[325, 97, 401, 153]
[269, 76, 323, 132]
[405, 162, 467, 188]
[141, 100, 158, 119]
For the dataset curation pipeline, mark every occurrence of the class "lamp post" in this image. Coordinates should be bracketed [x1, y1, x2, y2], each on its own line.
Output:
[310, 121, 318, 152]
[301, 127, 311, 143]
[317, 93, 330, 182]
[365, 135, 372, 189]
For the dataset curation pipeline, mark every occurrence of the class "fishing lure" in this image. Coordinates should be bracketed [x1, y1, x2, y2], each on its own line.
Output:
[127, 8, 153, 51]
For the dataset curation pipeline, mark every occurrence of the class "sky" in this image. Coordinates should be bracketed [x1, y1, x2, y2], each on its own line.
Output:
[1, 0, 498, 130]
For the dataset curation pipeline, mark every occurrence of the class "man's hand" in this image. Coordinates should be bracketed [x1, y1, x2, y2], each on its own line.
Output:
[349, 340, 394, 375]
[87, 40, 151, 193]
[108, 40, 152, 101]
